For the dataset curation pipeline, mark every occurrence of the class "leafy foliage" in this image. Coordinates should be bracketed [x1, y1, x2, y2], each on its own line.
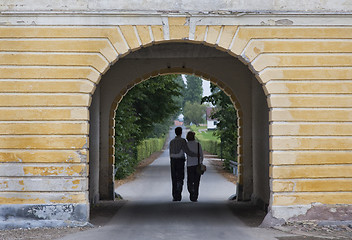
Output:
[183, 101, 207, 125]
[136, 137, 165, 162]
[181, 75, 206, 125]
[114, 75, 183, 179]
[133, 75, 183, 139]
[182, 75, 203, 107]
[202, 83, 238, 170]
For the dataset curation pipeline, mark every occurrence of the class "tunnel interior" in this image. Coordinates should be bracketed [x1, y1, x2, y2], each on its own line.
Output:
[89, 42, 270, 210]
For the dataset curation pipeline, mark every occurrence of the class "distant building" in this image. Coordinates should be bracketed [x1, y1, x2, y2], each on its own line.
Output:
[174, 114, 184, 126]
[206, 107, 217, 130]
[174, 120, 183, 126]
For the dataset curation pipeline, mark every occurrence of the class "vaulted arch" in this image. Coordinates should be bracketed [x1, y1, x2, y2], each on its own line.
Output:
[89, 42, 270, 211]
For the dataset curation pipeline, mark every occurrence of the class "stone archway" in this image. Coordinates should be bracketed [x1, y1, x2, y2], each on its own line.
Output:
[89, 42, 270, 210]
[0, 15, 351, 227]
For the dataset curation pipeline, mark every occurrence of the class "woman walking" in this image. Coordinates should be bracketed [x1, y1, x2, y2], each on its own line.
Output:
[186, 131, 204, 202]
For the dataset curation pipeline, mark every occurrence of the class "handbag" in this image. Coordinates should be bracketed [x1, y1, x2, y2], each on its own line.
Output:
[196, 142, 206, 175]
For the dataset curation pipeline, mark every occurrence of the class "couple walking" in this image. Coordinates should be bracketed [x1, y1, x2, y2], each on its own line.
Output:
[169, 126, 204, 202]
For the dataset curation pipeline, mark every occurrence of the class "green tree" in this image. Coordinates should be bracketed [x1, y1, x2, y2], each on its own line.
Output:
[114, 74, 183, 179]
[183, 101, 207, 125]
[202, 83, 238, 170]
[183, 75, 203, 107]
[114, 91, 141, 179]
[132, 75, 182, 139]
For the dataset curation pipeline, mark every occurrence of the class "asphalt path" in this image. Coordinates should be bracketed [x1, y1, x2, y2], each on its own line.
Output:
[115, 126, 237, 202]
[59, 126, 297, 240]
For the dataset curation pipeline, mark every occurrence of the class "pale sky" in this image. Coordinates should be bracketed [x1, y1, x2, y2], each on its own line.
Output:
[202, 79, 211, 97]
[181, 74, 211, 97]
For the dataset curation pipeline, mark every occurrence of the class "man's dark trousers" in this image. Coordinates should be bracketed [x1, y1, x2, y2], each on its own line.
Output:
[170, 157, 185, 201]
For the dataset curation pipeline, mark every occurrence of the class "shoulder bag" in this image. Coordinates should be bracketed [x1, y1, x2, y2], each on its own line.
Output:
[196, 142, 206, 175]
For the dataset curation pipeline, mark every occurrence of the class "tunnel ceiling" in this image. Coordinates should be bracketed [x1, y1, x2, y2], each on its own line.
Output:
[124, 42, 233, 60]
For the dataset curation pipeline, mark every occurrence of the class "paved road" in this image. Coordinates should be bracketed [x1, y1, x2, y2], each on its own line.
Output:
[115, 126, 237, 203]
[59, 126, 298, 240]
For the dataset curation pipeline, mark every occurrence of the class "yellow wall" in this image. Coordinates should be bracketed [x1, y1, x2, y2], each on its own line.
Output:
[0, 19, 351, 208]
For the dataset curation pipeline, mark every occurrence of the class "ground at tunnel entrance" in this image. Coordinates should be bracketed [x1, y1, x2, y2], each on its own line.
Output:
[0, 164, 351, 239]
[0, 201, 351, 240]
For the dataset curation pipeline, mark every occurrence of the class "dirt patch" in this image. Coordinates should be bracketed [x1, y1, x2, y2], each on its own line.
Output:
[277, 237, 347, 240]
[276, 221, 352, 240]
[0, 226, 92, 240]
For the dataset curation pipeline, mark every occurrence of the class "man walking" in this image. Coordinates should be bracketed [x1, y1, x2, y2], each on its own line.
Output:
[169, 127, 196, 201]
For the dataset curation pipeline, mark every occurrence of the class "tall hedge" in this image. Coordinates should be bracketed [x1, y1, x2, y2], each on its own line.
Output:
[115, 137, 166, 179]
[197, 139, 221, 156]
[137, 137, 165, 162]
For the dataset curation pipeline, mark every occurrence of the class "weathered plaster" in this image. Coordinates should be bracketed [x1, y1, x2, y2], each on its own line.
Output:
[271, 204, 352, 222]
[1, 0, 352, 13]
[0, 204, 88, 229]
[271, 205, 312, 221]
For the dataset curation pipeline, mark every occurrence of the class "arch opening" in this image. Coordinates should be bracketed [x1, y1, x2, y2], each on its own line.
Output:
[89, 42, 270, 212]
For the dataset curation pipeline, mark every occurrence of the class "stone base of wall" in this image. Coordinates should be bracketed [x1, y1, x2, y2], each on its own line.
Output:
[271, 204, 352, 222]
[0, 204, 89, 229]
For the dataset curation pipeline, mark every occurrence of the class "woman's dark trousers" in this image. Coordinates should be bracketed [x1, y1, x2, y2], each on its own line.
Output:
[187, 165, 201, 202]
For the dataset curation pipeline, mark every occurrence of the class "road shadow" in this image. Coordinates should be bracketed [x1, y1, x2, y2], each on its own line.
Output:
[89, 200, 267, 228]
[227, 201, 267, 227]
[89, 200, 127, 227]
